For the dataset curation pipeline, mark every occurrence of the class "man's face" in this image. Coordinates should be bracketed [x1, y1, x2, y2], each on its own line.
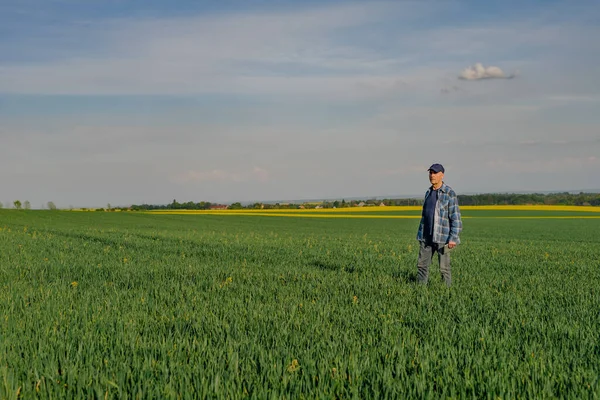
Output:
[429, 170, 444, 186]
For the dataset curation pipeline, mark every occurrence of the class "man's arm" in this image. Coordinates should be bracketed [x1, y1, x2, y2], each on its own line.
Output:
[448, 192, 462, 246]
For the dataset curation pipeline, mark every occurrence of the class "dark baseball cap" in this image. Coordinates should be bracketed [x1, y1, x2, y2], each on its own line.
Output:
[428, 163, 445, 173]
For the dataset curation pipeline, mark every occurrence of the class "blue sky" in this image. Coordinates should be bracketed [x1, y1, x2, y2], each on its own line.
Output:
[1, 0, 599, 208]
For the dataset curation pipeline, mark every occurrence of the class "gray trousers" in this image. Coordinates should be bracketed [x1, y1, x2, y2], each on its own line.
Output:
[416, 241, 451, 286]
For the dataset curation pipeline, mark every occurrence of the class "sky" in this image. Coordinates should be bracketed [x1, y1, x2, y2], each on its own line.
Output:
[1, 0, 599, 208]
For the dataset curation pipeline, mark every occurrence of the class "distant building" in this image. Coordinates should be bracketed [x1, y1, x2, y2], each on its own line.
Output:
[210, 204, 228, 210]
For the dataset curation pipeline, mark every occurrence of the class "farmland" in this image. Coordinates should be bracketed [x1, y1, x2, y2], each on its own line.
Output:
[0, 207, 599, 398]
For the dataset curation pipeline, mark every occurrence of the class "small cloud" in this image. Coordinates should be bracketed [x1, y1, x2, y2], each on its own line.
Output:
[458, 63, 516, 81]
[485, 156, 599, 173]
[173, 166, 270, 184]
[175, 169, 242, 183]
[252, 166, 270, 182]
[380, 165, 425, 175]
[353, 78, 408, 97]
[547, 95, 599, 102]
[441, 85, 460, 94]
[518, 140, 540, 145]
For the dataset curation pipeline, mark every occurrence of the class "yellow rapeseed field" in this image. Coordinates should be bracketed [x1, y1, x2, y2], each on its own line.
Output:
[460, 205, 600, 212]
[144, 205, 600, 218]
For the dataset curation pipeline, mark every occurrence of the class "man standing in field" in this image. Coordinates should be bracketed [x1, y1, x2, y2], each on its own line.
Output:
[416, 163, 462, 286]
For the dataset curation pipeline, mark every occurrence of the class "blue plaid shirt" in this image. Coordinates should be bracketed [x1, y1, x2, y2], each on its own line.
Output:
[416, 183, 462, 244]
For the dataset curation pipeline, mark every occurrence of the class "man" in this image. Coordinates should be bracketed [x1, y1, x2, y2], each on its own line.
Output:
[416, 163, 462, 286]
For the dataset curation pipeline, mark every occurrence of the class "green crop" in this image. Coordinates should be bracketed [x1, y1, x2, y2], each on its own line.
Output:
[0, 210, 598, 398]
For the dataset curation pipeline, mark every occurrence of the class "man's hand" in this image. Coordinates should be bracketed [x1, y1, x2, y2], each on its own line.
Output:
[447, 241, 457, 249]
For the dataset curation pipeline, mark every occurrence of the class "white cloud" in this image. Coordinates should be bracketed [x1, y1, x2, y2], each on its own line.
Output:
[459, 63, 516, 80]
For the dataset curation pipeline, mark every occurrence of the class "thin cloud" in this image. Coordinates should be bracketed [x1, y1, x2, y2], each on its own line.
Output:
[441, 85, 460, 94]
[173, 167, 270, 184]
[0, 2, 431, 97]
[485, 156, 600, 173]
[458, 63, 516, 80]
[380, 165, 427, 176]
[547, 95, 599, 102]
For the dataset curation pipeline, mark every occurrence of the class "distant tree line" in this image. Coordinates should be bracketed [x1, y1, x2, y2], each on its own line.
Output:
[5, 192, 596, 211]
[127, 192, 600, 210]
[456, 192, 600, 206]
[2, 201, 58, 210]
[130, 199, 216, 211]
[259, 193, 600, 209]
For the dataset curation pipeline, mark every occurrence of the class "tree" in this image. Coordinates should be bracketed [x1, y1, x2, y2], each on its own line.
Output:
[47, 201, 57, 210]
[13, 200, 22, 209]
[24, 200, 31, 210]
[182, 201, 196, 209]
[229, 202, 243, 210]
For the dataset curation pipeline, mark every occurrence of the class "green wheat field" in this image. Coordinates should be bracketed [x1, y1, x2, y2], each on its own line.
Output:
[1, 209, 599, 399]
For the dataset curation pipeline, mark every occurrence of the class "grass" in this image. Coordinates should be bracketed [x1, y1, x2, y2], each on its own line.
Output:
[0, 209, 598, 398]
